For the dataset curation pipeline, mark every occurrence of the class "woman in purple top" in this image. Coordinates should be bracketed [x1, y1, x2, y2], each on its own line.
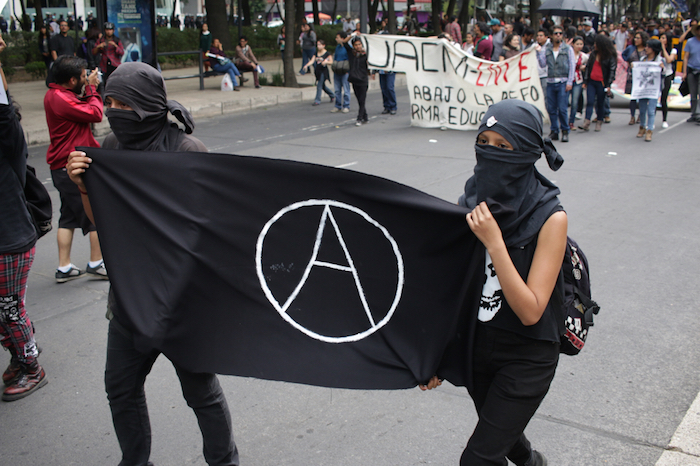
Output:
[208, 38, 242, 90]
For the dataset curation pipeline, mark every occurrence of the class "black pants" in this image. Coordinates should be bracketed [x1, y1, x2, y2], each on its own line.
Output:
[461, 325, 559, 466]
[105, 319, 239, 466]
[352, 82, 368, 122]
[661, 74, 673, 122]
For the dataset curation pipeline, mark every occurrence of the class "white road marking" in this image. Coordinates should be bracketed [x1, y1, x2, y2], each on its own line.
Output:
[335, 162, 358, 168]
[658, 119, 686, 134]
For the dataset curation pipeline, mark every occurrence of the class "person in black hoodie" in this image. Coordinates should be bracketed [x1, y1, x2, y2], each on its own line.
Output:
[348, 37, 372, 126]
[0, 62, 47, 402]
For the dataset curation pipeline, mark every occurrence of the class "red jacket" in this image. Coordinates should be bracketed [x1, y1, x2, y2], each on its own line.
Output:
[44, 83, 102, 170]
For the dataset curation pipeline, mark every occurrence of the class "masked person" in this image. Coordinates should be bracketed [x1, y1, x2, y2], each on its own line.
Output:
[66, 62, 239, 466]
[421, 100, 567, 466]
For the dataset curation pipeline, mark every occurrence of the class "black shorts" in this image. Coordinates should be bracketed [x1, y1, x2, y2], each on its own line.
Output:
[50, 168, 95, 235]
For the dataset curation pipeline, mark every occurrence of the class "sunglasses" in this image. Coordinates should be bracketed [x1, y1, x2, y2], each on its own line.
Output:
[553, 31, 563, 35]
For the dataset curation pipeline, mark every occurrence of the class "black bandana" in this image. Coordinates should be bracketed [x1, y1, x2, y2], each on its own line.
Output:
[104, 62, 194, 151]
[459, 100, 564, 248]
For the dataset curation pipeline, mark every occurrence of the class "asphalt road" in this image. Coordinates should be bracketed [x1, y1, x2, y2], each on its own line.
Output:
[3, 87, 700, 466]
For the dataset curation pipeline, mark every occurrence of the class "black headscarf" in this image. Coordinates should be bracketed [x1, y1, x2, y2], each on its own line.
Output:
[104, 62, 195, 151]
[459, 100, 564, 248]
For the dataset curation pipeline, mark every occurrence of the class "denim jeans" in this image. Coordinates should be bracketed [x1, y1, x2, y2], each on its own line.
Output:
[334, 72, 350, 109]
[546, 81, 568, 133]
[300, 48, 316, 74]
[688, 68, 700, 117]
[379, 72, 397, 111]
[585, 81, 606, 121]
[105, 318, 239, 466]
[638, 98, 657, 130]
[314, 78, 334, 104]
[212, 62, 241, 87]
[568, 82, 583, 126]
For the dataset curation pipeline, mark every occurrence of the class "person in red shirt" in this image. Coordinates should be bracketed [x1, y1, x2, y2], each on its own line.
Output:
[472, 22, 493, 61]
[44, 55, 107, 283]
[92, 22, 124, 81]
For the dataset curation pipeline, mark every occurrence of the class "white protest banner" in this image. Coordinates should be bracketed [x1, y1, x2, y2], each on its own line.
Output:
[631, 61, 662, 100]
[363, 34, 546, 130]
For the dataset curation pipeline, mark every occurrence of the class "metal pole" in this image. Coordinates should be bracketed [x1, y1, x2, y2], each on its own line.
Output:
[360, 0, 366, 32]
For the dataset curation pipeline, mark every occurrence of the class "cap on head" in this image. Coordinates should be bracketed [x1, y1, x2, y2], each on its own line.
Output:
[104, 22, 114, 29]
[489, 18, 501, 26]
[583, 20, 593, 27]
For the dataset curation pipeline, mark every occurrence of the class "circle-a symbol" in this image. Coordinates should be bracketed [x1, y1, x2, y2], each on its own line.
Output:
[256, 200, 404, 343]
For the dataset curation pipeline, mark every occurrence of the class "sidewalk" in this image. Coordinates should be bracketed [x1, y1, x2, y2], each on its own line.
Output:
[7, 57, 406, 147]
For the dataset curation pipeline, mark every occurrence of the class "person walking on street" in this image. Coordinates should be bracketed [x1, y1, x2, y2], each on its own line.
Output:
[302, 39, 335, 106]
[348, 37, 372, 126]
[580, 35, 617, 132]
[66, 62, 240, 466]
[659, 32, 678, 128]
[568, 36, 588, 131]
[421, 99, 568, 466]
[0, 42, 48, 402]
[378, 18, 397, 114]
[682, 24, 700, 123]
[623, 31, 648, 125]
[537, 25, 575, 142]
[635, 39, 665, 142]
[332, 31, 352, 113]
[44, 56, 107, 282]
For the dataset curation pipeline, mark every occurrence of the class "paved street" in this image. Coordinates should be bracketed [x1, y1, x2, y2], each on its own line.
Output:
[2, 86, 700, 465]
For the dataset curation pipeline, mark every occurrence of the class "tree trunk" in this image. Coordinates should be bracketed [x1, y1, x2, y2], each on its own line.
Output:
[332, 0, 338, 22]
[284, 0, 299, 87]
[691, 0, 700, 19]
[242, 0, 252, 26]
[295, 0, 305, 38]
[205, 0, 234, 50]
[388, 0, 396, 33]
[312, 0, 320, 27]
[369, 0, 380, 32]
[457, 0, 469, 35]
[530, 0, 541, 34]
[640, 0, 648, 17]
[431, 0, 441, 33]
[446, 0, 457, 18]
[34, 1, 44, 31]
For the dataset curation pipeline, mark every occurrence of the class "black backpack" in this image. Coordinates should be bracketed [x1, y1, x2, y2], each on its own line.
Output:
[559, 237, 600, 355]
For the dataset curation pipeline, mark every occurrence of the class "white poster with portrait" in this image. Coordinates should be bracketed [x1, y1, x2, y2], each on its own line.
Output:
[631, 61, 662, 100]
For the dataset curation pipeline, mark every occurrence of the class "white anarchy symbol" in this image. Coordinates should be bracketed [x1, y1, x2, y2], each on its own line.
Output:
[255, 200, 404, 343]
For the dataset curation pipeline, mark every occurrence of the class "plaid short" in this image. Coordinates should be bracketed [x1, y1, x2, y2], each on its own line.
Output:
[0, 248, 38, 364]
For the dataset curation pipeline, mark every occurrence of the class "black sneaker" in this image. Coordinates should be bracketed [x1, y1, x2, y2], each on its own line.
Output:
[382, 108, 390, 114]
[55, 266, 85, 283]
[561, 131, 569, 142]
[525, 450, 548, 466]
[390, 109, 397, 115]
[548, 131, 559, 141]
[688, 115, 699, 123]
[86, 262, 109, 280]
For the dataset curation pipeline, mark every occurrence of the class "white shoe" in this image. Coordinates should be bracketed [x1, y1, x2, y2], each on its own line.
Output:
[355, 121, 362, 126]
[341, 108, 350, 113]
[662, 121, 669, 128]
[330, 108, 340, 113]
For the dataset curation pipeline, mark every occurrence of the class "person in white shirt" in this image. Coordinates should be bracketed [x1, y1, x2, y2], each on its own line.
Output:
[613, 23, 629, 53]
[659, 31, 678, 128]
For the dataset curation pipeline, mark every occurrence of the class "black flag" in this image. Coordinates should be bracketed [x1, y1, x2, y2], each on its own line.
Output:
[83, 148, 483, 389]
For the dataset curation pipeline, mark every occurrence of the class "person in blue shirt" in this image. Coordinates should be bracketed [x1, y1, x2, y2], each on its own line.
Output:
[331, 31, 352, 113]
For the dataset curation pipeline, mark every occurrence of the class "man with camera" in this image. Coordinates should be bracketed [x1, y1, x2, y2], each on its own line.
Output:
[44, 56, 107, 283]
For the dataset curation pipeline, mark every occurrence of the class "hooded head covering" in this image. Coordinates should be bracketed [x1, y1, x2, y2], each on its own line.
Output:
[104, 62, 195, 151]
[459, 100, 564, 248]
